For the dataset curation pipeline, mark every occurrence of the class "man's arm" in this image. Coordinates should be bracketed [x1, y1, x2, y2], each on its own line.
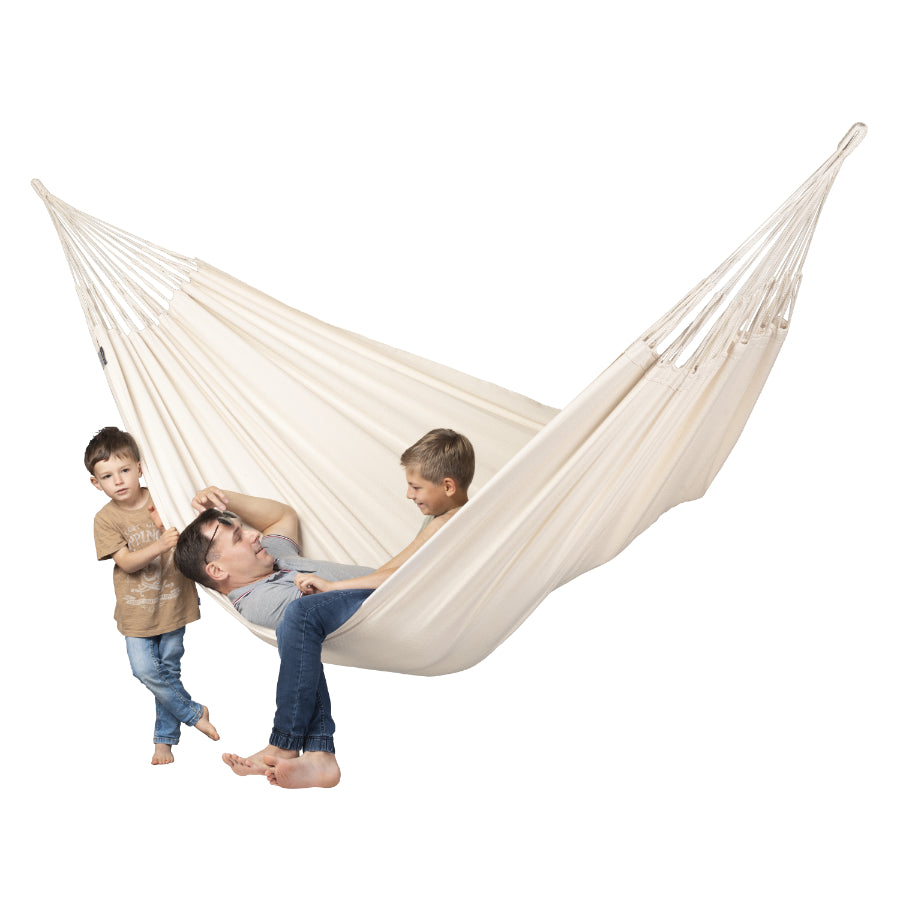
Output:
[294, 507, 462, 595]
[191, 486, 301, 547]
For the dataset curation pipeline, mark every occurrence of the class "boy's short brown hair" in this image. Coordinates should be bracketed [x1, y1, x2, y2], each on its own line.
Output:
[400, 428, 475, 490]
[84, 426, 142, 474]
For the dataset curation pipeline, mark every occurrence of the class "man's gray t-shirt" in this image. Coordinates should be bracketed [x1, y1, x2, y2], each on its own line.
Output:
[228, 534, 374, 629]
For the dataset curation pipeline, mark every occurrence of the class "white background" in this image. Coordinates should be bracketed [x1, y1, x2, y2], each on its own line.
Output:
[2, 3, 896, 898]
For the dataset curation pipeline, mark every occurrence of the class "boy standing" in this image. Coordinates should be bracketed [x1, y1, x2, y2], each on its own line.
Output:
[174, 427, 474, 788]
[85, 426, 219, 765]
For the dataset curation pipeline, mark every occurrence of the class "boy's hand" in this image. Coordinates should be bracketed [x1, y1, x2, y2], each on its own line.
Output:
[295, 574, 333, 596]
[192, 485, 229, 512]
[157, 526, 180, 552]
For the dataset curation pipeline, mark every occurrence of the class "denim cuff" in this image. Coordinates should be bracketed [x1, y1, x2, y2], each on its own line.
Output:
[187, 703, 204, 728]
[304, 734, 336, 754]
[269, 729, 335, 754]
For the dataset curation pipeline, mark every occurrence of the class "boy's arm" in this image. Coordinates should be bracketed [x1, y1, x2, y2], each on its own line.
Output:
[111, 527, 179, 574]
[191, 485, 301, 547]
[295, 507, 461, 594]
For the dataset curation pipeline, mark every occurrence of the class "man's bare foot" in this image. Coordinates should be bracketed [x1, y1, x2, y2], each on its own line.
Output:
[263, 751, 341, 789]
[222, 745, 298, 776]
[194, 706, 220, 741]
[152, 743, 175, 765]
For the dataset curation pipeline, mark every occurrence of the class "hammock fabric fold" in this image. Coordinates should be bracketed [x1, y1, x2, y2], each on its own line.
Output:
[36, 124, 865, 675]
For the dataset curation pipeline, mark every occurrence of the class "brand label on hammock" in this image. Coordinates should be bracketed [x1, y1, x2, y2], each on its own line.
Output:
[98, 346, 107, 367]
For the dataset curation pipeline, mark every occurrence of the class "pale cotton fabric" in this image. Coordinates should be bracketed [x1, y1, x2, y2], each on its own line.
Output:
[34, 124, 865, 675]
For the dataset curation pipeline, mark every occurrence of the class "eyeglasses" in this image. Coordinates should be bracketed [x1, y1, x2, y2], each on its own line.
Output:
[204, 510, 239, 563]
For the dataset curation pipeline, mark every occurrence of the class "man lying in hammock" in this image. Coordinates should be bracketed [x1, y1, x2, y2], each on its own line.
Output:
[173, 428, 474, 788]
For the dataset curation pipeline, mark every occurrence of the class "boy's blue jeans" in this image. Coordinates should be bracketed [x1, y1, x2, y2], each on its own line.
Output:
[271, 589, 373, 753]
[125, 627, 203, 745]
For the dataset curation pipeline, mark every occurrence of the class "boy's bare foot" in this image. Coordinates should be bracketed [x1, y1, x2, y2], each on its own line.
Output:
[194, 706, 220, 741]
[222, 745, 298, 776]
[263, 751, 341, 789]
[152, 743, 175, 765]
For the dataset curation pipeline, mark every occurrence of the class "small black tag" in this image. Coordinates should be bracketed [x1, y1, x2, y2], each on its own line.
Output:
[98, 346, 107, 367]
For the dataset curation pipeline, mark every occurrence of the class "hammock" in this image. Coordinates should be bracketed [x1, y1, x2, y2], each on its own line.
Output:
[36, 124, 865, 676]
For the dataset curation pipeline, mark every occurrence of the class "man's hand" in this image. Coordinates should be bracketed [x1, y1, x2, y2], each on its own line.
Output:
[294, 574, 333, 596]
[188, 486, 301, 548]
[192, 485, 229, 513]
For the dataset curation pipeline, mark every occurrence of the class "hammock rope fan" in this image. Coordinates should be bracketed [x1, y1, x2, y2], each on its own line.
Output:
[36, 123, 865, 676]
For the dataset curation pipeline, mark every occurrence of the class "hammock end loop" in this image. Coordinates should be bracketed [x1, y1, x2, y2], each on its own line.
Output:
[837, 123, 867, 156]
[31, 179, 49, 200]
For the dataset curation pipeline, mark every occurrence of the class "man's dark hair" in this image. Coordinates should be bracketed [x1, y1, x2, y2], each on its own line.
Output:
[174, 509, 223, 590]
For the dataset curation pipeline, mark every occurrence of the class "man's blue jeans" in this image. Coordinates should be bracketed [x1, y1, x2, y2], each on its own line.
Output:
[271, 589, 373, 753]
[125, 627, 203, 745]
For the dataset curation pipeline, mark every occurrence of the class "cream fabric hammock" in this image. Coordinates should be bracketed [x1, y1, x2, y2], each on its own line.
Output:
[36, 124, 865, 675]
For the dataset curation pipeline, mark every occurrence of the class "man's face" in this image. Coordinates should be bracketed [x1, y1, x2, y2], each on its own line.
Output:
[204, 515, 275, 587]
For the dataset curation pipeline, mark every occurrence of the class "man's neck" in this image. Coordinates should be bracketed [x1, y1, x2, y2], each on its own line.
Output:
[222, 564, 276, 594]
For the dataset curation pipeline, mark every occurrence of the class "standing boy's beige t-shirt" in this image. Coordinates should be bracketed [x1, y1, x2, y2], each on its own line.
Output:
[94, 491, 200, 637]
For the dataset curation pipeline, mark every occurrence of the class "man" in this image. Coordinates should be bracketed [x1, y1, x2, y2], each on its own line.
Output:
[174, 485, 375, 787]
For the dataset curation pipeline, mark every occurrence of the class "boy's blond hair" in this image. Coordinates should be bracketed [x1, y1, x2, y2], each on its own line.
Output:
[400, 428, 475, 490]
[84, 426, 142, 474]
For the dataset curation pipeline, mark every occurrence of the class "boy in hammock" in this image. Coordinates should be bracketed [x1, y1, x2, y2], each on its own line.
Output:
[174, 428, 473, 788]
[85, 426, 219, 765]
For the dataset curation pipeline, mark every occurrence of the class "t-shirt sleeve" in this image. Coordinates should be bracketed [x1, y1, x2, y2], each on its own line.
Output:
[261, 534, 301, 560]
[94, 509, 127, 561]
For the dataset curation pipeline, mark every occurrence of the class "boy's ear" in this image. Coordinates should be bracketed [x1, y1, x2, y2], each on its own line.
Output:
[90, 475, 103, 492]
[442, 477, 459, 496]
